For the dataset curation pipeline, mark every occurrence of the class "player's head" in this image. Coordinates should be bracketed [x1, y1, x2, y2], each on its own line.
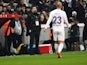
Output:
[56, 1, 63, 9]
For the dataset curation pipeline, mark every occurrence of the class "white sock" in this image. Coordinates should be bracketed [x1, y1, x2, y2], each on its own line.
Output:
[57, 43, 64, 53]
[54, 43, 58, 52]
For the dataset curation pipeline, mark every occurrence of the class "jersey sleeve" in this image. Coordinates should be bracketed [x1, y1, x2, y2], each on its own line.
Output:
[63, 12, 70, 28]
[45, 12, 53, 29]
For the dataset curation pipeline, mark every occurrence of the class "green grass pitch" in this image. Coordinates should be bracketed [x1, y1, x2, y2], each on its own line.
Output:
[0, 51, 87, 65]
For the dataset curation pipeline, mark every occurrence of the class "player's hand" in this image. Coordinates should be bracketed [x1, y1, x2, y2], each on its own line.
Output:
[50, 27, 53, 30]
[44, 28, 46, 32]
[29, 30, 31, 33]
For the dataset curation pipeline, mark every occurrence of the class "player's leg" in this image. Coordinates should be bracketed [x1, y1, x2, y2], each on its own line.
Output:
[57, 31, 65, 58]
[54, 41, 59, 52]
[53, 31, 58, 52]
[57, 41, 64, 58]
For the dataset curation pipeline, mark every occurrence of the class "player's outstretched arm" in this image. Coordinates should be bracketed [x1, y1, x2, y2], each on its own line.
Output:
[63, 12, 70, 28]
[44, 12, 53, 32]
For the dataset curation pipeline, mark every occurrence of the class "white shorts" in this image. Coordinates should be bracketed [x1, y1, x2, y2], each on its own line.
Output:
[53, 30, 65, 41]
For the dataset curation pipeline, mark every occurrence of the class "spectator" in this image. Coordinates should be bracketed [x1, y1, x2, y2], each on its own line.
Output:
[7, 5, 13, 14]
[76, 0, 85, 23]
[83, 1, 87, 9]
[42, 11, 49, 20]
[72, 11, 78, 22]
[65, 18, 80, 51]
[49, 0, 56, 11]
[67, 5, 73, 19]
[29, 0, 39, 6]
[21, 5, 28, 21]
[72, 0, 77, 10]
[18, 0, 26, 7]
[63, 0, 68, 12]
[0, 0, 4, 5]
[42, 1, 51, 13]
[0, 5, 10, 28]
[2, 6, 7, 14]
[40, 13, 47, 24]
[4, 20, 14, 55]
[15, 5, 22, 15]
[9, 0, 17, 9]
[63, 0, 73, 19]
[21, 5, 27, 15]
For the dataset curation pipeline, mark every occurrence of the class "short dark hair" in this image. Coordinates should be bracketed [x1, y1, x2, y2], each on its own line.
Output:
[30, 5, 37, 10]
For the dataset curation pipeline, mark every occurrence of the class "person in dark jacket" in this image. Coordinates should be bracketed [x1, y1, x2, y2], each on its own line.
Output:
[65, 18, 80, 51]
[4, 15, 24, 54]
[26, 6, 41, 55]
[76, 0, 85, 23]
[18, 0, 26, 7]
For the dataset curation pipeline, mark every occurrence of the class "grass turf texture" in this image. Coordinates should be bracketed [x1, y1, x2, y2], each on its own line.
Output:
[0, 51, 87, 65]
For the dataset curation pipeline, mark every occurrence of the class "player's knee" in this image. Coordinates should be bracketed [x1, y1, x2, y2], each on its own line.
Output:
[58, 40, 64, 43]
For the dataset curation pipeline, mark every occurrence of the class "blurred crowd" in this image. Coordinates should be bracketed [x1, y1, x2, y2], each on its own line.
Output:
[0, 0, 87, 23]
[0, 0, 87, 56]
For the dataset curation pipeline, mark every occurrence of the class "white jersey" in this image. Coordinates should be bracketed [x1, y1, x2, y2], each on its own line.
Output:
[45, 9, 69, 32]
